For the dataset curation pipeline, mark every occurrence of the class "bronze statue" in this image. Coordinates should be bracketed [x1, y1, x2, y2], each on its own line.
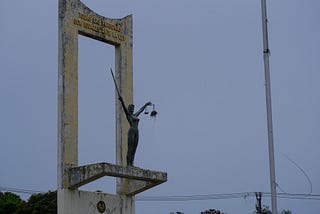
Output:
[110, 68, 152, 166]
[118, 96, 151, 166]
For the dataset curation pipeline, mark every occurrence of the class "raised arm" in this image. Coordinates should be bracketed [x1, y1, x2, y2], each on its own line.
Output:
[135, 101, 152, 117]
[119, 96, 129, 116]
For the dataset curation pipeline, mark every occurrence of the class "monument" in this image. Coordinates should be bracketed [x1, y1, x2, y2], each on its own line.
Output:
[58, 0, 167, 213]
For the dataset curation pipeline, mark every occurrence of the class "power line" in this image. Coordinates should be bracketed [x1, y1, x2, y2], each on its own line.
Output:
[263, 192, 320, 201]
[1, 186, 320, 201]
[136, 192, 320, 202]
[0, 186, 43, 195]
[280, 152, 313, 195]
[136, 192, 254, 202]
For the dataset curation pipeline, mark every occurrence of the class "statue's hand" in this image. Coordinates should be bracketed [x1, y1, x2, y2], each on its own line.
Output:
[146, 101, 152, 106]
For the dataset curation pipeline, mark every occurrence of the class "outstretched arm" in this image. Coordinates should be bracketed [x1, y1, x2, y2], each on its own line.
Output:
[135, 101, 152, 116]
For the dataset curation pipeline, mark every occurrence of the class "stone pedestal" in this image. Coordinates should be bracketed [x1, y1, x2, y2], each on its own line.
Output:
[58, 190, 134, 214]
[58, 163, 167, 213]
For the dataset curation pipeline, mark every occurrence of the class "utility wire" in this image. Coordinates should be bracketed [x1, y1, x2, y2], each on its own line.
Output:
[263, 192, 320, 200]
[280, 152, 313, 194]
[0, 186, 43, 194]
[136, 192, 254, 202]
[1, 186, 320, 201]
[136, 192, 320, 202]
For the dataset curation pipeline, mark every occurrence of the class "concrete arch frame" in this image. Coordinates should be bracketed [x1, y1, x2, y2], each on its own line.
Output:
[58, 1, 166, 213]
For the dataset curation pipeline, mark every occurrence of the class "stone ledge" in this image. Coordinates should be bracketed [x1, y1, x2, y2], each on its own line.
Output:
[68, 162, 167, 195]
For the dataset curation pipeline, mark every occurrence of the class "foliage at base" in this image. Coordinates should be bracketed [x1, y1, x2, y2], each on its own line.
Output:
[0, 191, 57, 214]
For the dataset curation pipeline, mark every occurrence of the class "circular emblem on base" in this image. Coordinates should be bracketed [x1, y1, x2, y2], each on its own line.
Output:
[97, 201, 106, 213]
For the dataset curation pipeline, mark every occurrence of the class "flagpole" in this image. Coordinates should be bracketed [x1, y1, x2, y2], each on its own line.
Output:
[261, 0, 278, 213]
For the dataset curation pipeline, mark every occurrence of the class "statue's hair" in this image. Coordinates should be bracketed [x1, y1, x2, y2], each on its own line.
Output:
[128, 104, 134, 110]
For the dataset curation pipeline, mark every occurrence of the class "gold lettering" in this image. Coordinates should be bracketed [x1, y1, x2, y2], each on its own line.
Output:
[104, 29, 111, 37]
[79, 13, 91, 22]
[92, 17, 100, 25]
[111, 32, 117, 39]
[73, 18, 82, 27]
[73, 13, 126, 42]
[117, 33, 124, 41]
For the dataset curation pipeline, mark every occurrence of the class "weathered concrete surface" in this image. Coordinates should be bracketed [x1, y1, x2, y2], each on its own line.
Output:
[68, 162, 167, 195]
[58, 189, 134, 214]
[58, 0, 134, 213]
[58, 0, 133, 190]
[58, 0, 166, 213]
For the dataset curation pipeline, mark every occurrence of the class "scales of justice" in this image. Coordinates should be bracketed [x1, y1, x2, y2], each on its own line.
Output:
[57, 0, 167, 213]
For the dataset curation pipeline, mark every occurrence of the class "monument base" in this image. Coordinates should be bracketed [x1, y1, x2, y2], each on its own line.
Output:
[68, 162, 167, 195]
[58, 189, 134, 214]
[58, 163, 167, 213]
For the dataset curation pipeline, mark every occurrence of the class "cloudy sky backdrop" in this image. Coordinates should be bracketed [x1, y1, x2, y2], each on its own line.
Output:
[1, 0, 319, 213]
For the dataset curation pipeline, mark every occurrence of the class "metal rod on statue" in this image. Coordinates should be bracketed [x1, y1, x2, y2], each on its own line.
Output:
[261, 0, 278, 213]
[110, 68, 121, 98]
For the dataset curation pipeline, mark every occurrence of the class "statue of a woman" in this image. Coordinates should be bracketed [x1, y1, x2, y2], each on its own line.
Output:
[118, 96, 152, 166]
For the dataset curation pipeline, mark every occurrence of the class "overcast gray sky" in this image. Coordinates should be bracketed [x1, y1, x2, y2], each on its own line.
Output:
[1, 0, 320, 213]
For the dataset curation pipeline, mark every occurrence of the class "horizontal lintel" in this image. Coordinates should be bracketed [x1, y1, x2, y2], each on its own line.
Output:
[68, 162, 167, 193]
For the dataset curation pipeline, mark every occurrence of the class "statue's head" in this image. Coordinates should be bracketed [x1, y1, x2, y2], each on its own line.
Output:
[128, 104, 134, 114]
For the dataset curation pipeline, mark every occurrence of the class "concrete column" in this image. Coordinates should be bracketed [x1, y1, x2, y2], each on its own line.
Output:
[115, 29, 133, 195]
[58, 0, 79, 189]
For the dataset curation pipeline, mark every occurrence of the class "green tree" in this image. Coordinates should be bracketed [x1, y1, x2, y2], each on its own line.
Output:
[254, 206, 292, 214]
[280, 210, 291, 214]
[0, 192, 23, 214]
[16, 191, 57, 214]
[261, 206, 272, 214]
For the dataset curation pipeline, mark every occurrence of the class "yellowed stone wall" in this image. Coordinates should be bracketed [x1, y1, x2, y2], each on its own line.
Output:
[58, 0, 133, 213]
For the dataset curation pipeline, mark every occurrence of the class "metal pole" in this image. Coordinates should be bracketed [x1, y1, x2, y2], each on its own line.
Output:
[260, 0, 278, 213]
[255, 192, 262, 214]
